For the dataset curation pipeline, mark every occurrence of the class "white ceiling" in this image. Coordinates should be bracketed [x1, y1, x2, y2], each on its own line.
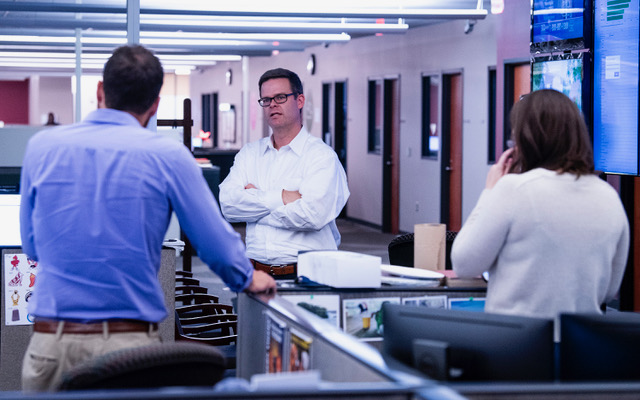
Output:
[0, 0, 488, 77]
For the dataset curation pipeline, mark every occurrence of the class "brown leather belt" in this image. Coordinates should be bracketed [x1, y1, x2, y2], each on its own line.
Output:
[33, 319, 158, 334]
[250, 259, 297, 277]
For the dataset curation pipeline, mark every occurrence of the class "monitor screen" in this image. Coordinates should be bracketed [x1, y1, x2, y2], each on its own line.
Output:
[382, 304, 554, 381]
[560, 312, 640, 381]
[592, 0, 639, 175]
[532, 57, 584, 111]
[0, 167, 21, 194]
[0, 194, 21, 247]
[531, 0, 586, 52]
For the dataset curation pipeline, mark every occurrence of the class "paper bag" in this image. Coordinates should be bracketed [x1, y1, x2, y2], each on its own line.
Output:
[414, 223, 446, 271]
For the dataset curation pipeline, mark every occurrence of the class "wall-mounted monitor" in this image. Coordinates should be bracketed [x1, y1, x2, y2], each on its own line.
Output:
[592, 0, 639, 175]
[532, 56, 585, 111]
[531, 0, 591, 53]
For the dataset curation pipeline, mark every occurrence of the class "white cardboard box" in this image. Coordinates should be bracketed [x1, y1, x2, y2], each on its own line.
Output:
[297, 251, 381, 288]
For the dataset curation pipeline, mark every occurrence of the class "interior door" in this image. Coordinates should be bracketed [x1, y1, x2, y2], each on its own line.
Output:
[441, 73, 463, 232]
[382, 78, 400, 234]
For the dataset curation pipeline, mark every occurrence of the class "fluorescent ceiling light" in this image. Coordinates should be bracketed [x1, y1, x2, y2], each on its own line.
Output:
[141, 18, 409, 32]
[0, 35, 128, 45]
[140, 31, 351, 42]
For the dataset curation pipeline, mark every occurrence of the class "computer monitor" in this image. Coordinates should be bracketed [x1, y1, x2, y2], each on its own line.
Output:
[0, 194, 21, 247]
[0, 167, 21, 194]
[382, 304, 554, 381]
[560, 312, 640, 381]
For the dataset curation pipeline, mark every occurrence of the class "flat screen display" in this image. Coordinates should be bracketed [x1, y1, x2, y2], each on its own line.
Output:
[0, 194, 21, 247]
[531, 0, 586, 51]
[593, 0, 639, 175]
[532, 57, 584, 111]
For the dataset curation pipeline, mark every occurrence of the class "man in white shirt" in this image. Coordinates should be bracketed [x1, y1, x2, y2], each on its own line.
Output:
[219, 68, 349, 279]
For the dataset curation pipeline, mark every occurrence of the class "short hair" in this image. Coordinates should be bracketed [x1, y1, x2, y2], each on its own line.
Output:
[258, 68, 303, 96]
[509, 89, 594, 177]
[103, 45, 164, 115]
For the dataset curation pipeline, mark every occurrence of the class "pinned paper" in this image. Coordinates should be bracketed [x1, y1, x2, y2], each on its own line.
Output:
[414, 223, 446, 271]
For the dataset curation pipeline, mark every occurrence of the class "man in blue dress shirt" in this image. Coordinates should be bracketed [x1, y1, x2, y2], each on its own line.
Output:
[19, 45, 275, 391]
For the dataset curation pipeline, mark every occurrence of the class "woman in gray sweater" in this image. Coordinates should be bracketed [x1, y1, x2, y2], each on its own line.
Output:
[451, 89, 629, 334]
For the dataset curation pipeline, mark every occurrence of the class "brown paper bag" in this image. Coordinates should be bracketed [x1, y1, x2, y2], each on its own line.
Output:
[414, 223, 446, 271]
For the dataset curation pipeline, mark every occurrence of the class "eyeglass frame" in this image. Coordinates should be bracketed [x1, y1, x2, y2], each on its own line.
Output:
[257, 92, 296, 107]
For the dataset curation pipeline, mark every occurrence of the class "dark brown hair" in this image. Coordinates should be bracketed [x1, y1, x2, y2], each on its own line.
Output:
[258, 68, 303, 96]
[103, 45, 164, 115]
[509, 89, 594, 177]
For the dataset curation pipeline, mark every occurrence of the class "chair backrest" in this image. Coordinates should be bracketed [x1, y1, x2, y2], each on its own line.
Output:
[175, 293, 220, 306]
[387, 231, 458, 269]
[175, 285, 208, 295]
[56, 342, 226, 391]
[387, 233, 415, 267]
[175, 277, 201, 286]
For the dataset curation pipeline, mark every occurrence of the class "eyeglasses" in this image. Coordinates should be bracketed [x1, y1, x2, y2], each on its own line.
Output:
[258, 93, 295, 107]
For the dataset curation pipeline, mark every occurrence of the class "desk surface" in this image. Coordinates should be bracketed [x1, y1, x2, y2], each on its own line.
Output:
[276, 279, 486, 293]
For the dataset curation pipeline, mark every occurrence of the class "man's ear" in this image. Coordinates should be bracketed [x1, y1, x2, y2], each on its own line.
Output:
[96, 81, 106, 109]
[296, 93, 305, 110]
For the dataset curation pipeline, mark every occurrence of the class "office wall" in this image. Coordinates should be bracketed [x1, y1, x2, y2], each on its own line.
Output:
[31, 76, 73, 125]
[190, 11, 504, 233]
[0, 80, 29, 125]
[495, 0, 531, 160]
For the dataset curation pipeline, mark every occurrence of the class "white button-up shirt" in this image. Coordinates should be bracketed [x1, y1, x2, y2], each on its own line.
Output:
[219, 127, 349, 264]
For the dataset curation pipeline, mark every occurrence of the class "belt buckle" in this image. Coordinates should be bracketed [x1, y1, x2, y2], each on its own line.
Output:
[270, 265, 284, 274]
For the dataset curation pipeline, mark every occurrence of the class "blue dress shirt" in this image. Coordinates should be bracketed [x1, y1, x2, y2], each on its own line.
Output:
[20, 109, 253, 323]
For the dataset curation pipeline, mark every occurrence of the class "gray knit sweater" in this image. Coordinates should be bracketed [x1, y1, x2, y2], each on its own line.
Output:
[452, 168, 629, 330]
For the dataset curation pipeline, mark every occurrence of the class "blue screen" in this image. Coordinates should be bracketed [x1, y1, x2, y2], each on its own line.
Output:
[532, 0, 584, 43]
[593, 0, 639, 175]
[532, 58, 583, 111]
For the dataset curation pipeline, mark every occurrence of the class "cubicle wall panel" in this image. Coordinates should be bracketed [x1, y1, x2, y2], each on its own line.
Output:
[158, 247, 176, 342]
[237, 294, 403, 384]
[1, 248, 33, 391]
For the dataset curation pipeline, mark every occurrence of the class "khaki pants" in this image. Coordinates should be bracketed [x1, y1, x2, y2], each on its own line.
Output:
[22, 327, 161, 392]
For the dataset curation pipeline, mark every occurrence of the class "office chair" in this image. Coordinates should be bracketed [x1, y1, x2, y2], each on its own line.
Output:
[388, 231, 458, 269]
[56, 342, 226, 391]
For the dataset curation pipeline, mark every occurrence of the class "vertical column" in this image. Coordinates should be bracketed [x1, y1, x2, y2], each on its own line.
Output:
[127, 0, 140, 45]
[74, 29, 82, 123]
[242, 56, 250, 146]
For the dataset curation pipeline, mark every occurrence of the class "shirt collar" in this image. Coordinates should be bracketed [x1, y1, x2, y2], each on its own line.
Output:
[262, 126, 309, 156]
[84, 108, 142, 127]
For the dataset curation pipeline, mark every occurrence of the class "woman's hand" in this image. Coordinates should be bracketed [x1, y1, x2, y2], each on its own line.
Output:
[486, 148, 515, 189]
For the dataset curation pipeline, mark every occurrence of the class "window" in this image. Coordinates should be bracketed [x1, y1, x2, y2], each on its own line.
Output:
[367, 79, 382, 154]
[421, 75, 439, 158]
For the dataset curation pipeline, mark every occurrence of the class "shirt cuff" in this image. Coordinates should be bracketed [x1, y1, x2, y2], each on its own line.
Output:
[264, 189, 284, 211]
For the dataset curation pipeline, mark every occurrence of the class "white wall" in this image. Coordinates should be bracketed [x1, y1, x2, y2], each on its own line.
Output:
[39, 77, 73, 125]
[28, 76, 74, 126]
[190, 14, 501, 233]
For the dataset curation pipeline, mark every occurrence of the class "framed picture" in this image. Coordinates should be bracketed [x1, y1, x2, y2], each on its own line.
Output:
[448, 297, 486, 312]
[342, 297, 400, 341]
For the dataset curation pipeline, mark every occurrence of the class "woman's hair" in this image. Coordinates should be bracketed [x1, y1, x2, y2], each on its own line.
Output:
[509, 89, 594, 177]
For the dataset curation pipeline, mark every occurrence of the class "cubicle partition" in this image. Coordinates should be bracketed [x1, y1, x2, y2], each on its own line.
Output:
[0, 247, 177, 391]
[237, 289, 640, 400]
[236, 293, 468, 400]
[275, 282, 487, 351]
